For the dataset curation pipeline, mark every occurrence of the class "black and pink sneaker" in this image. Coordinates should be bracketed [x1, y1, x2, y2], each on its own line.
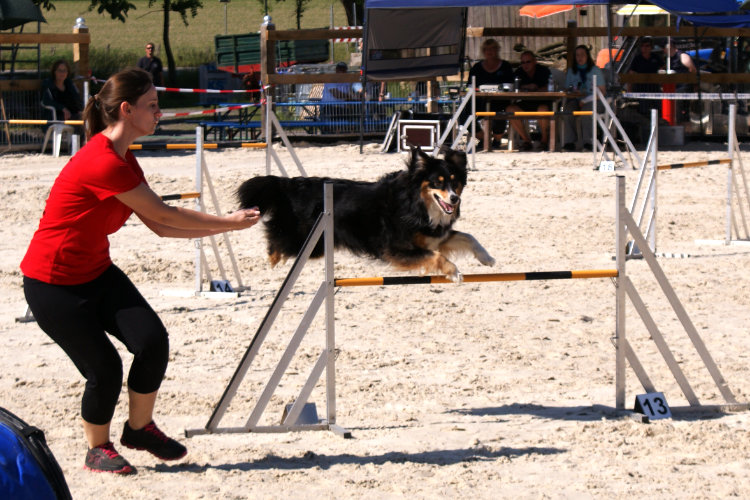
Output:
[84, 442, 136, 475]
[120, 421, 187, 461]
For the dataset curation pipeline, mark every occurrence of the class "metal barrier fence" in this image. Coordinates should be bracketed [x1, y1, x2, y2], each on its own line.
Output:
[1, 79, 467, 147]
[0, 88, 46, 148]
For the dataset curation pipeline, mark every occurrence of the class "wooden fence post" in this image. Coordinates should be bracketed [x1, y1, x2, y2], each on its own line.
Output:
[260, 18, 276, 140]
[73, 19, 89, 93]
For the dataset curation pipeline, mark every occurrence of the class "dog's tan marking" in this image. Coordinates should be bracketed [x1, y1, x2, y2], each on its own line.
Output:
[269, 250, 282, 267]
[438, 231, 495, 267]
[385, 251, 461, 282]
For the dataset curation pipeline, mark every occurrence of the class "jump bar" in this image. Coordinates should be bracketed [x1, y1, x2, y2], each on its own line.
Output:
[334, 269, 618, 287]
[160, 192, 200, 201]
[657, 158, 731, 170]
[476, 111, 593, 118]
[129, 142, 267, 151]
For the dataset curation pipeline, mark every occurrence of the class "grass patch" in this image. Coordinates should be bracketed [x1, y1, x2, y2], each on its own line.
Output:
[37, 0, 353, 73]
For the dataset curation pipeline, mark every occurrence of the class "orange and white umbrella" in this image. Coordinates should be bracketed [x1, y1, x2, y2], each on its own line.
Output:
[519, 5, 575, 19]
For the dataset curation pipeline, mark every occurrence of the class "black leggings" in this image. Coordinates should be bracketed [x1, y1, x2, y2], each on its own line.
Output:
[23, 265, 169, 425]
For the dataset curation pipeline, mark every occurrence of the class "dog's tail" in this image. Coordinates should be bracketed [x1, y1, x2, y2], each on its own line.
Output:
[236, 176, 283, 213]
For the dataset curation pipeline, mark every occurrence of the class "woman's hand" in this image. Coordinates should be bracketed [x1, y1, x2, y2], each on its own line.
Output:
[225, 207, 261, 230]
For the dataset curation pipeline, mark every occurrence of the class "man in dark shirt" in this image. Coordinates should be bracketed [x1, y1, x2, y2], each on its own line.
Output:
[506, 50, 552, 151]
[137, 42, 163, 86]
[628, 37, 662, 117]
[467, 38, 515, 149]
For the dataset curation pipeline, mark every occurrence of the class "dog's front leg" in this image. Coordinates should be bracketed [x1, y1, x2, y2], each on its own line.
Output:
[387, 251, 463, 283]
[439, 231, 496, 267]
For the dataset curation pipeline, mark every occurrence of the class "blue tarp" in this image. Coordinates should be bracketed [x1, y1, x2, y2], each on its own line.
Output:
[652, 1, 750, 28]
[366, 0, 608, 7]
[362, 1, 750, 81]
[365, 1, 750, 29]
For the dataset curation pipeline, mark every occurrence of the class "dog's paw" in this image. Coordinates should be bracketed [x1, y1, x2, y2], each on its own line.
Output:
[446, 270, 463, 283]
[477, 252, 496, 267]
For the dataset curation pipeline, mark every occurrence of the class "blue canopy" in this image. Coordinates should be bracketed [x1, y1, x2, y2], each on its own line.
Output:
[362, 1, 750, 81]
[366, 0, 608, 7]
[652, 1, 750, 28]
[365, 0, 750, 27]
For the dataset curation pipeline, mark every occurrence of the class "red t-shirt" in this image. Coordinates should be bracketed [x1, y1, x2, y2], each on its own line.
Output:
[21, 133, 146, 285]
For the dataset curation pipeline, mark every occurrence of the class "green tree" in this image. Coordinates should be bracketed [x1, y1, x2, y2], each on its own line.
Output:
[282, 0, 313, 29]
[258, 0, 311, 29]
[339, 0, 363, 26]
[34, 0, 203, 85]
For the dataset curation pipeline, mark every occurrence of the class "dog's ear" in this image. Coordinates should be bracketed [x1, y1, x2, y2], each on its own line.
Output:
[443, 148, 467, 180]
[408, 146, 430, 175]
[442, 147, 467, 169]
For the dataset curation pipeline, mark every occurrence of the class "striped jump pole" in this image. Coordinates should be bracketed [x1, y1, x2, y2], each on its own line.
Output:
[129, 142, 266, 151]
[160, 192, 200, 201]
[657, 158, 731, 171]
[475, 111, 593, 118]
[0, 119, 84, 126]
[334, 269, 618, 287]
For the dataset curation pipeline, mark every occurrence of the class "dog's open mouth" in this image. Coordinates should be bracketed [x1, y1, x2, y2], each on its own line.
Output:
[434, 194, 455, 214]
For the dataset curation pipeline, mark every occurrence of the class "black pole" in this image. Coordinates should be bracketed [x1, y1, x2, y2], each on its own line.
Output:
[694, 26, 704, 137]
[606, 0, 615, 91]
[359, 6, 369, 154]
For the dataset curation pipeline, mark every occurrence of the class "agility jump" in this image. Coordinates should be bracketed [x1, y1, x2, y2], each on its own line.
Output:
[186, 175, 747, 440]
[627, 105, 750, 257]
[135, 128, 248, 295]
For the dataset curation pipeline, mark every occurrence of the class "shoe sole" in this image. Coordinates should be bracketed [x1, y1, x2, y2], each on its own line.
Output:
[120, 441, 187, 461]
[84, 464, 137, 475]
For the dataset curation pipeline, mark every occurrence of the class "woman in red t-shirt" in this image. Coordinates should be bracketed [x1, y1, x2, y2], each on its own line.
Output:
[21, 68, 261, 475]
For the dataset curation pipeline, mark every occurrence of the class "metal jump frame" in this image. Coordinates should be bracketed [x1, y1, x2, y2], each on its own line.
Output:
[185, 176, 746, 439]
[626, 104, 750, 257]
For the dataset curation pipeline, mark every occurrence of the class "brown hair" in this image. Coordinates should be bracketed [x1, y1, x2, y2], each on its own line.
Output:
[82, 67, 154, 140]
[572, 44, 595, 74]
[481, 39, 500, 53]
[49, 59, 72, 78]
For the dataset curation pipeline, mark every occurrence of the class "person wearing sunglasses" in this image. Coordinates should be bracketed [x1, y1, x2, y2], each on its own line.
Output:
[506, 51, 553, 151]
[136, 42, 163, 86]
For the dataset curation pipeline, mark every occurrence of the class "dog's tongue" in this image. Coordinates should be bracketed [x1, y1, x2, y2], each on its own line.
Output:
[439, 198, 454, 214]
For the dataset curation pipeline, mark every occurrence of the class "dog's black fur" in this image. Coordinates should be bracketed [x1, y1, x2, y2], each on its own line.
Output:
[236, 147, 494, 280]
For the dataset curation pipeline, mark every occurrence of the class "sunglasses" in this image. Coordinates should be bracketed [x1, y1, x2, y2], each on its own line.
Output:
[521, 60, 533, 64]
[146, 46, 154, 50]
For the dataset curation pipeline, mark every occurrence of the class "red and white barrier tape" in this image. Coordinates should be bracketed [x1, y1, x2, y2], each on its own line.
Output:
[624, 91, 750, 100]
[159, 103, 258, 118]
[333, 25, 362, 43]
[155, 86, 261, 94]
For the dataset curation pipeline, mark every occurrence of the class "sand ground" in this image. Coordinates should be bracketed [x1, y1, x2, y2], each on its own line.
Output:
[2, 142, 750, 499]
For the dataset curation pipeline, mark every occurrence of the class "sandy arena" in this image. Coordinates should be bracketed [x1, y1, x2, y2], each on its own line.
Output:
[2, 142, 750, 498]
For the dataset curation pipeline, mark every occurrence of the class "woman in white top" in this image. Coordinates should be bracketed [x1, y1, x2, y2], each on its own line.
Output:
[562, 45, 606, 151]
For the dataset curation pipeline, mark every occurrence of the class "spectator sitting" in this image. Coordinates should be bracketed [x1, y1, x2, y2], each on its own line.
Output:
[137, 42, 163, 86]
[466, 38, 515, 149]
[242, 71, 262, 103]
[321, 62, 361, 131]
[665, 41, 697, 124]
[322, 62, 360, 102]
[506, 50, 552, 151]
[42, 59, 83, 139]
[627, 37, 663, 117]
[42, 59, 82, 122]
[562, 45, 606, 152]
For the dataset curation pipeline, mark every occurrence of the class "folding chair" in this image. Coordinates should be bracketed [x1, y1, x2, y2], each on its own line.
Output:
[40, 102, 75, 157]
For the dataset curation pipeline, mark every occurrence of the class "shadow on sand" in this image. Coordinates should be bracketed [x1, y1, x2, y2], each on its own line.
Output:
[146, 444, 566, 473]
